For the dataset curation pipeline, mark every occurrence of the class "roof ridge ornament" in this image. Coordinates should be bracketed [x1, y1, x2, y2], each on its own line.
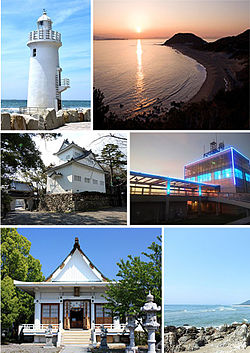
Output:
[74, 237, 80, 249]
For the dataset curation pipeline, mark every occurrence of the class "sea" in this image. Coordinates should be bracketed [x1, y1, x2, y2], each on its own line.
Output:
[165, 304, 250, 328]
[1, 100, 91, 114]
[94, 39, 207, 117]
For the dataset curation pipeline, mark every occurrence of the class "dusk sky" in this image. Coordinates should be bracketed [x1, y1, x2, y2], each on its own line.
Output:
[130, 133, 250, 179]
[17, 228, 161, 280]
[94, 0, 249, 39]
[2, 0, 90, 100]
[165, 228, 250, 305]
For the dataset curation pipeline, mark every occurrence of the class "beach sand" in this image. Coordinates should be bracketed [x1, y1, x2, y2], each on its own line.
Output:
[169, 44, 245, 103]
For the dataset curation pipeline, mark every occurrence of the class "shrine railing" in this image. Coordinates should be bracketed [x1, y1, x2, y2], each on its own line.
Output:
[18, 324, 59, 335]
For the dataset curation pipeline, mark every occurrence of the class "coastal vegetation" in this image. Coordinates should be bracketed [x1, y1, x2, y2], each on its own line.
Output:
[94, 30, 249, 130]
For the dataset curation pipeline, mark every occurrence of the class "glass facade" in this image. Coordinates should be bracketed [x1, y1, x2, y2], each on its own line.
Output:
[184, 148, 250, 193]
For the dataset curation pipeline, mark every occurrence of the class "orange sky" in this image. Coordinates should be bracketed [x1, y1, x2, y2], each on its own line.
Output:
[94, 0, 249, 39]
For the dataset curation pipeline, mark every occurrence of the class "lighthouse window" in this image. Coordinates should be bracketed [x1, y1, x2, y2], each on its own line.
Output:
[39, 21, 43, 25]
[33, 49, 36, 57]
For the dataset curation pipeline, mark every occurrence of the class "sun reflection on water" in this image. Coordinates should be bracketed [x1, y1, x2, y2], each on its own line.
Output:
[136, 39, 144, 108]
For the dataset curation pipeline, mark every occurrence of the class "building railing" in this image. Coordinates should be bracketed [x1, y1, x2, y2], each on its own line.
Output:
[18, 324, 59, 335]
[130, 186, 219, 197]
[216, 192, 250, 202]
[19, 107, 48, 115]
[95, 323, 127, 332]
[29, 30, 61, 42]
[61, 78, 70, 87]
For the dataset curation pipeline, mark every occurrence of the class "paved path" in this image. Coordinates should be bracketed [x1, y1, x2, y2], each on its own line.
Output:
[52, 122, 91, 130]
[227, 216, 250, 225]
[60, 346, 89, 353]
[2, 207, 127, 225]
[1, 344, 60, 353]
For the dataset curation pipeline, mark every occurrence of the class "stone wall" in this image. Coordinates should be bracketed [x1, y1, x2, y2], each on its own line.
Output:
[1, 108, 91, 130]
[39, 192, 119, 212]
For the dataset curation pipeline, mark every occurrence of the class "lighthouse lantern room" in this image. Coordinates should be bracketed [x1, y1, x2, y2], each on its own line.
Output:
[27, 10, 70, 112]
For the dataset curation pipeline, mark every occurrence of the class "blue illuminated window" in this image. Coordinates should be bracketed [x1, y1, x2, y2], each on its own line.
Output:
[214, 171, 221, 180]
[197, 173, 211, 182]
[246, 173, 250, 182]
[186, 177, 196, 182]
[222, 168, 232, 178]
[235, 169, 243, 179]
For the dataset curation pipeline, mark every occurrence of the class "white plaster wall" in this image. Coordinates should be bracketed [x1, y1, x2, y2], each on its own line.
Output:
[27, 41, 61, 109]
[72, 164, 106, 193]
[53, 249, 102, 282]
[57, 147, 83, 164]
[78, 153, 103, 171]
[47, 164, 73, 194]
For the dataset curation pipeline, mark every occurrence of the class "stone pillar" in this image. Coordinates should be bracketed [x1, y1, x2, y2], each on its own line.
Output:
[125, 309, 138, 353]
[59, 302, 63, 329]
[113, 316, 120, 329]
[34, 300, 41, 326]
[141, 292, 161, 353]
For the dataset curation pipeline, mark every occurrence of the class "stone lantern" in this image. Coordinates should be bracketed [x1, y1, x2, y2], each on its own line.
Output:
[44, 324, 53, 348]
[125, 304, 138, 353]
[141, 292, 161, 353]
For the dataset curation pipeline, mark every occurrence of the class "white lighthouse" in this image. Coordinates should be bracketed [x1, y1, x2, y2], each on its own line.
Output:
[27, 10, 70, 111]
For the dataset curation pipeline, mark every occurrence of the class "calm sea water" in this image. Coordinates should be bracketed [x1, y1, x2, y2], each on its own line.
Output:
[94, 39, 206, 117]
[165, 305, 250, 328]
[1, 100, 90, 113]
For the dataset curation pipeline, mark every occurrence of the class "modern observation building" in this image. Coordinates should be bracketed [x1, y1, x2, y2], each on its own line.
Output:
[184, 142, 250, 194]
[27, 10, 70, 111]
[130, 141, 250, 224]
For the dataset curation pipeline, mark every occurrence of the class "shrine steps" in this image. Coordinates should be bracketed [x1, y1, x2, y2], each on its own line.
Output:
[61, 329, 91, 345]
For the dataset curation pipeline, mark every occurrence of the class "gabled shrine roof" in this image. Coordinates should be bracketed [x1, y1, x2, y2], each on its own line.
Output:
[45, 237, 108, 283]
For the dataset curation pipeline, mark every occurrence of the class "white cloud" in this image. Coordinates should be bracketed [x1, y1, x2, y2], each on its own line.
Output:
[53, 6, 85, 25]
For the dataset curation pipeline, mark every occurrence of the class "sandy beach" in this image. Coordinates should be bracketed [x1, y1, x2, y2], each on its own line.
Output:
[168, 44, 244, 103]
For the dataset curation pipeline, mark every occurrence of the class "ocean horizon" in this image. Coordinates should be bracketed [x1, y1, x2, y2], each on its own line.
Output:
[1, 99, 91, 114]
[164, 304, 250, 328]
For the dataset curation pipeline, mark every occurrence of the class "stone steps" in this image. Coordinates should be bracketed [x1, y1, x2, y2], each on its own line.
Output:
[61, 330, 91, 346]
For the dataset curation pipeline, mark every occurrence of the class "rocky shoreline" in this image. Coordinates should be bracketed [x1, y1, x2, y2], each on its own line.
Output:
[165, 323, 250, 352]
[1, 108, 91, 130]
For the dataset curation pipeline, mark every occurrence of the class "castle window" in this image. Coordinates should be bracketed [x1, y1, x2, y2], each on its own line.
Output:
[93, 179, 98, 185]
[100, 181, 104, 186]
[73, 175, 81, 182]
[33, 49, 36, 57]
[85, 177, 90, 183]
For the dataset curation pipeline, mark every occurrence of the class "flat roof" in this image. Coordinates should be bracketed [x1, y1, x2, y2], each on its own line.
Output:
[185, 147, 250, 167]
[130, 171, 220, 189]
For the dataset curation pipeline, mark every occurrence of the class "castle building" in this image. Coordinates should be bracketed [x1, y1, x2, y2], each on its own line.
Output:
[27, 10, 70, 111]
[46, 140, 106, 194]
[184, 142, 250, 193]
[15, 238, 125, 346]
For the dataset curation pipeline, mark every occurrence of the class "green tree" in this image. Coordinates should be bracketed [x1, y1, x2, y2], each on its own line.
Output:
[98, 143, 127, 187]
[1, 133, 60, 214]
[1, 228, 44, 335]
[104, 236, 161, 322]
[1, 134, 45, 187]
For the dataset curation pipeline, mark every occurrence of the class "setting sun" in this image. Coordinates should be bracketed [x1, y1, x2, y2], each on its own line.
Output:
[136, 26, 142, 33]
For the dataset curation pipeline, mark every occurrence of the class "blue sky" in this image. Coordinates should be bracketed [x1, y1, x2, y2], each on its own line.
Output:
[17, 227, 161, 280]
[131, 133, 250, 179]
[2, 0, 90, 100]
[165, 227, 250, 305]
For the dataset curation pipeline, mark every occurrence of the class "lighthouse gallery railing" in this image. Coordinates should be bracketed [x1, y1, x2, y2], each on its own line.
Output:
[29, 30, 61, 42]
